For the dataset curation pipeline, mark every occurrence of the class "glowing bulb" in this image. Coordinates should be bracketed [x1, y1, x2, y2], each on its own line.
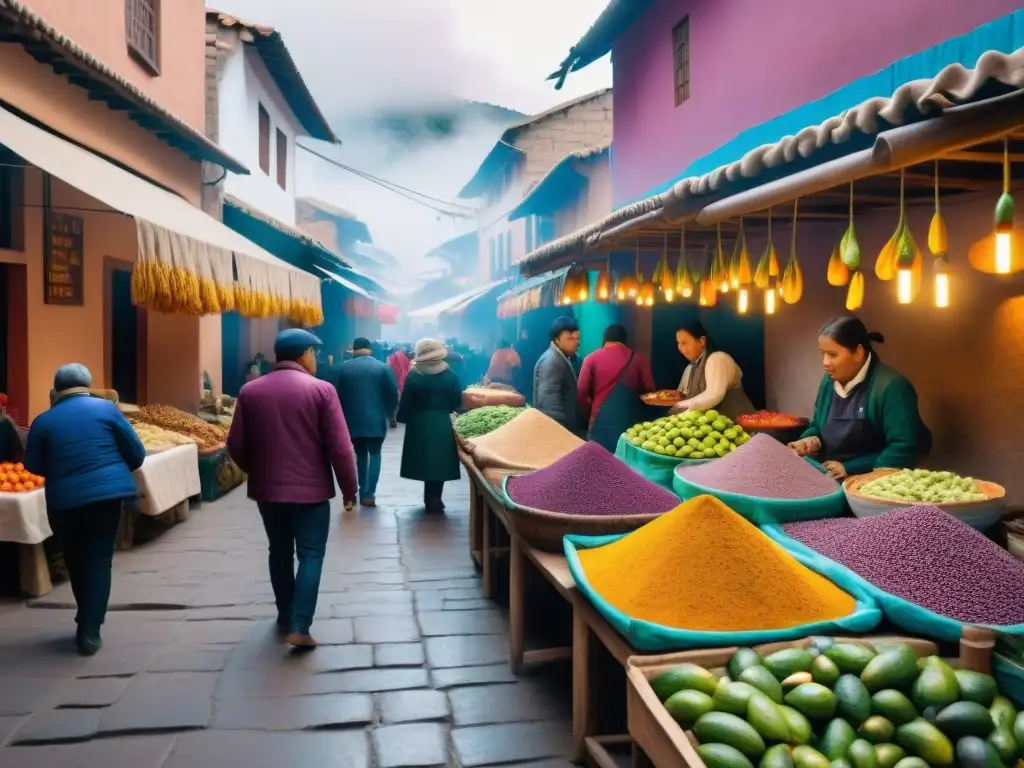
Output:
[628, 287, 638, 298]
[616, 288, 625, 301]
[578, 287, 588, 301]
[645, 296, 654, 307]
[934, 271, 949, 308]
[635, 295, 643, 306]
[561, 295, 571, 305]
[996, 231, 1012, 274]
[765, 288, 776, 315]
[737, 288, 749, 315]
[664, 289, 674, 302]
[699, 296, 707, 306]
[720, 281, 730, 293]
[682, 287, 692, 298]
[731, 277, 740, 289]
[598, 289, 608, 300]
[897, 268, 913, 304]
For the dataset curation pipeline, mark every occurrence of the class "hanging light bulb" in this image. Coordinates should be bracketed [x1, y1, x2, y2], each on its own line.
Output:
[896, 267, 913, 305]
[765, 286, 776, 315]
[995, 230, 1013, 274]
[595, 268, 610, 302]
[995, 137, 1016, 275]
[934, 259, 950, 308]
[640, 282, 656, 307]
[737, 287, 749, 314]
[577, 270, 589, 302]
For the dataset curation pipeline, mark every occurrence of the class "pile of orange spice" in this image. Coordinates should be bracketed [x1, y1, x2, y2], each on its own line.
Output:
[0, 461, 44, 493]
[577, 494, 855, 631]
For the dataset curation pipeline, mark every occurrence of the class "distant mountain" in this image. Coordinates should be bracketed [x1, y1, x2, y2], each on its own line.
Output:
[335, 100, 525, 147]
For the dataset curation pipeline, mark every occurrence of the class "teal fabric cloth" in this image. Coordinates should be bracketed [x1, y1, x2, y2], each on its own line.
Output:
[615, 434, 705, 492]
[761, 525, 1024, 642]
[563, 532, 882, 652]
[800, 358, 923, 475]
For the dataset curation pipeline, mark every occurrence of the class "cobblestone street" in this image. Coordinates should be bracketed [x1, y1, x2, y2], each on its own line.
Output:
[0, 429, 574, 767]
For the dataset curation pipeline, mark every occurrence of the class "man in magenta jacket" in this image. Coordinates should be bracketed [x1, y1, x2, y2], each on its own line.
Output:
[227, 328, 358, 649]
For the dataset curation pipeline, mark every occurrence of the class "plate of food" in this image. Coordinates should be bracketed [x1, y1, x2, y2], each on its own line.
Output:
[640, 390, 683, 406]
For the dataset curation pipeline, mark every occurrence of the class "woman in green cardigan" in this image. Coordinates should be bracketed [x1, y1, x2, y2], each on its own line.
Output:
[789, 316, 928, 480]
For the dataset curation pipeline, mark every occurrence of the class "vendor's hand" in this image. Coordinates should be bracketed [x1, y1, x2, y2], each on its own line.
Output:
[822, 461, 848, 480]
[788, 437, 821, 456]
[668, 401, 689, 415]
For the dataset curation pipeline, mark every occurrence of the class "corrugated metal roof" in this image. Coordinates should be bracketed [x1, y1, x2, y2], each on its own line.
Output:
[520, 44, 1024, 274]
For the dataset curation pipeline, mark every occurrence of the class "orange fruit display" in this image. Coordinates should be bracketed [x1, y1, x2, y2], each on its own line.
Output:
[0, 462, 44, 493]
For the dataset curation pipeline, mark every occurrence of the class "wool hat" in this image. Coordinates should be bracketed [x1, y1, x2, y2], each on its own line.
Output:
[274, 328, 323, 360]
[352, 337, 372, 351]
[414, 338, 446, 364]
[53, 363, 93, 392]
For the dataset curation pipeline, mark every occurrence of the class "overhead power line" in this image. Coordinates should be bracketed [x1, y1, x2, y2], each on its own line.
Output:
[296, 142, 476, 219]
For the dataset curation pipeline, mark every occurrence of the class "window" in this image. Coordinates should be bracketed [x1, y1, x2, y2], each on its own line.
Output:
[258, 104, 270, 175]
[276, 128, 287, 189]
[505, 231, 512, 270]
[125, 0, 160, 73]
[673, 16, 690, 106]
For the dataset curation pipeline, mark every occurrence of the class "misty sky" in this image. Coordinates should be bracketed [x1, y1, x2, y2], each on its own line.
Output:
[221, 0, 613, 291]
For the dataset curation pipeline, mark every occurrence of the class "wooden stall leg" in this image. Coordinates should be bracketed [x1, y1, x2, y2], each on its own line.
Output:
[508, 534, 525, 674]
[173, 499, 190, 524]
[19, 543, 52, 597]
[481, 499, 493, 600]
[116, 505, 138, 551]
[572, 606, 596, 762]
[469, 481, 481, 567]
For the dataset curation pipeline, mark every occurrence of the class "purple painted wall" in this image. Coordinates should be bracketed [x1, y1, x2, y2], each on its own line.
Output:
[610, 0, 1022, 205]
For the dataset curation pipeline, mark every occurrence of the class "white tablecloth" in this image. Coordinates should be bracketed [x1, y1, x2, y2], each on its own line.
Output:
[0, 489, 51, 544]
[133, 443, 201, 516]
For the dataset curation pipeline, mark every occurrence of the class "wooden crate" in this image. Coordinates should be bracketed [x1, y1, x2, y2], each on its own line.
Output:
[625, 636, 939, 768]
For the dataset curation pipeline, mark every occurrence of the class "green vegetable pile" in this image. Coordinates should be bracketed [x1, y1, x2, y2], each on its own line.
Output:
[454, 405, 526, 439]
[650, 637, 1024, 768]
[859, 470, 987, 504]
[626, 409, 751, 458]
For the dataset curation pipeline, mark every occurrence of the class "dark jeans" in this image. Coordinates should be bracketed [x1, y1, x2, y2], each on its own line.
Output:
[424, 481, 444, 502]
[257, 501, 330, 634]
[351, 437, 384, 499]
[56, 499, 123, 631]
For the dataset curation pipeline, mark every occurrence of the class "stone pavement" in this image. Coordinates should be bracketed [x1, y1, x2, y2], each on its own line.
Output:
[0, 428, 575, 768]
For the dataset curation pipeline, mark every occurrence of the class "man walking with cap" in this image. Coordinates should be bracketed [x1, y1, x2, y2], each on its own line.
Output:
[227, 328, 358, 649]
[335, 337, 399, 507]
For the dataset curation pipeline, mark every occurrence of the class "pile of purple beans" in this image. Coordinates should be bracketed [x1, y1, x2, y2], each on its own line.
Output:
[784, 506, 1024, 624]
[505, 442, 680, 516]
[675, 434, 840, 499]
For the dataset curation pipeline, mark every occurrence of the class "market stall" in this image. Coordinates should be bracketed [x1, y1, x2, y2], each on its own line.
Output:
[0, 483, 52, 597]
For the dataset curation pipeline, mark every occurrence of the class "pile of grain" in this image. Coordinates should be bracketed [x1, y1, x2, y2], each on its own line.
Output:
[506, 442, 679, 516]
[465, 408, 583, 471]
[675, 433, 839, 499]
[784, 507, 1024, 624]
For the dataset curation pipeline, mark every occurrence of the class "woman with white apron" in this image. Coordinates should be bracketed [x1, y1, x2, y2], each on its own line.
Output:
[669, 321, 754, 419]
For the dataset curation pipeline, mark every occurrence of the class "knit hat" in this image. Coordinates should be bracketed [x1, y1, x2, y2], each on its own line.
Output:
[274, 328, 322, 360]
[414, 338, 447, 364]
[54, 363, 93, 392]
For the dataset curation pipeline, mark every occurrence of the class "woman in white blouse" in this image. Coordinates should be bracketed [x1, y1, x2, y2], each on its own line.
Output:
[668, 321, 755, 418]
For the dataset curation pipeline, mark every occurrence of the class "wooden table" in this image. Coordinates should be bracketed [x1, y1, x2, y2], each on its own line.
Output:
[508, 536, 575, 673]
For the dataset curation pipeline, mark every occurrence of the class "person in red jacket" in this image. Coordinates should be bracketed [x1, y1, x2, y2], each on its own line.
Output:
[227, 329, 358, 650]
[578, 324, 655, 452]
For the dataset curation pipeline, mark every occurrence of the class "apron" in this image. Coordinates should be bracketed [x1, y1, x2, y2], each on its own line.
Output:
[588, 352, 654, 453]
[680, 352, 755, 419]
[820, 384, 885, 464]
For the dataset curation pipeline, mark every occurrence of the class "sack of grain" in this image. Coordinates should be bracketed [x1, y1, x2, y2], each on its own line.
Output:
[465, 408, 583, 471]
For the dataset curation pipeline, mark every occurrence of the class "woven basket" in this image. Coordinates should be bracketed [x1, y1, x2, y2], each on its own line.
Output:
[844, 469, 1006, 530]
[500, 476, 660, 553]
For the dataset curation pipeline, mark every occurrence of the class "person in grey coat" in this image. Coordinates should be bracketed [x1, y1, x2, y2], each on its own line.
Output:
[533, 316, 583, 435]
[335, 337, 399, 507]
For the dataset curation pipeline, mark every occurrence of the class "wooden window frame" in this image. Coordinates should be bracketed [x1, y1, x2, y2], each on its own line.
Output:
[258, 104, 271, 175]
[125, 0, 160, 75]
[276, 128, 287, 190]
[673, 15, 691, 106]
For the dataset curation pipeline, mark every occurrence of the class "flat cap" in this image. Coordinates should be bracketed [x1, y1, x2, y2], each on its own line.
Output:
[274, 328, 323, 359]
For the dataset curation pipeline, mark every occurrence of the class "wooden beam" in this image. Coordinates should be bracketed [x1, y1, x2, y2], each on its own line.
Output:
[942, 151, 1024, 164]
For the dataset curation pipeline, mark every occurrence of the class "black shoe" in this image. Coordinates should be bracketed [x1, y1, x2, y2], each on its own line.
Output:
[76, 628, 102, 656]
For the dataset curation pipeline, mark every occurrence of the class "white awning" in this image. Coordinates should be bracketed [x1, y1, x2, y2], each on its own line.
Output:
[407, 278, 509, 322]
[0, 103, 321, 312]
[314, 264, 374, 300]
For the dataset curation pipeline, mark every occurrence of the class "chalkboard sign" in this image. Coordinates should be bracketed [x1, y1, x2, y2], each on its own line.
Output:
[44, 212, 84, 305]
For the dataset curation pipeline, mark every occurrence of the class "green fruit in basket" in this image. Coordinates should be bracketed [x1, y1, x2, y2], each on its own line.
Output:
[955, 736, 1003, 768]
[763, 648, 815, 681]
[896, 718, 954, 766]
[873, 744, 906, 768]
[812, 655, 842, 687]
[847, 739, 879, 768]
[934, 701, 994, 740]
[761, 744, 795, 768]
[1014, 711, 1024, 752]
[747, 691, 791, 742]
[714, 681, 760, 717]
[953, 670, 997, 708]
[820, 718, 858, 760]
[835, 675, 873, 725]
[694, 712, 766, 760]
[911, 658, 959, 711]
[740, 665, 784, 704]
[780, 705, 813, 745]
[986, 726, 1017, 765]
[664, 688, 714, 727]
[860, 716, 897, 744]
[860, 645, 919, 692]
[699, 743, 755, 768]
[792, 746, 831, 768]
[727, 647, 761, 677]
[785, 682, 837, 720]
[651, 663, 719, 702]
[988, 696, 1017, 730]
[825, 644, 877, 675]
[782, 673, 814, 691]
[891, 759, 929, 768]
[871, 690, 918, 726]
[831, 760, 853, 768]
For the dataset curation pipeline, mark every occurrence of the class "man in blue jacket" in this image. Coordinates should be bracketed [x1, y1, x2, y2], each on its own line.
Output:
[25, 363, 146, 656]
[335, 337, 399, 507]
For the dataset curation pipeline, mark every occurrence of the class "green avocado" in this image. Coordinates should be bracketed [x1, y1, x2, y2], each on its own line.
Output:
[700, 742, 755, 768]
[860, 645, 919, 693]
[986, 726, 1017, 765]
[870, 690, 918, 726]
[792, 746, 831, 768]
[989, 696, 1017, 731]
[819, 718, 857, 761]
[694, 711, 766, 761]
[747, 692, 791, 743]
[860, 716, 896, 745]
[1014, 711, 1024, 755]
[780, 706, 813, 746]
[953, 670, 997, 708]
[730, 648, 764, 680]
[740, 665, 785, 704]
[873, 743, 906, 768]
[955, 735, 1004, 768]
[891, 758, 930, 768]
[760, 744, 795, 768]
[847, 739, 878, 768]
[911, 658, 959, 712]
[715, 681, 760, 717]
[764, 648, 816, 681]
[896, 718, 955, 767]
[934, 701, 995, 740]
[651, 663, 719, 701]
[664, 689, 714, 728]
[835, 675, 873, 725]
[825, 644, 878, 675]
[785, 683, 838, 721]
[812, 655, 842, 688]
